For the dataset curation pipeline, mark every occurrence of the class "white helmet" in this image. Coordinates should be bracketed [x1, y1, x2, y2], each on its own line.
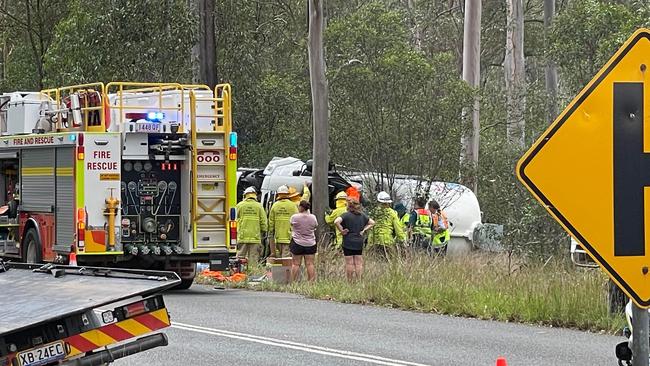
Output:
[377, 191, 392, 203]
[276, 185, 290, 194]
[243, 186, 257, 195]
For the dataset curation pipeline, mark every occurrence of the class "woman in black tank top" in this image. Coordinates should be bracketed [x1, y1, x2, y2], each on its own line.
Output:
[334, 199, 375, 281]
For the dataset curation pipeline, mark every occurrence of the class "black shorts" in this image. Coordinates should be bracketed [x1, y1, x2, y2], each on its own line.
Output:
[290, 241, 317, 255]
[343, 247, 363, 256]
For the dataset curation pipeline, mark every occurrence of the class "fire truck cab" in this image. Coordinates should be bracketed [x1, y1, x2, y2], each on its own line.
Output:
[0, 82, 238, 288]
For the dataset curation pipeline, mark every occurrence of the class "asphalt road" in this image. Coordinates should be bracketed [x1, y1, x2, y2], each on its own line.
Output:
[117, 285, 623, 366]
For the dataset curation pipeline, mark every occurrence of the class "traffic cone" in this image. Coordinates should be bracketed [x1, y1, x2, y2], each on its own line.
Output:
[496, 357, 507, 366]
[69, 252, 77, 266]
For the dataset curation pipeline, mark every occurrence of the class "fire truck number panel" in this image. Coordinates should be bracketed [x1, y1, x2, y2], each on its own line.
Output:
[120, 160, 182, 245]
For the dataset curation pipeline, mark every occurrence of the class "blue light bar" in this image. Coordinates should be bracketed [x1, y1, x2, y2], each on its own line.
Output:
[229, 132, 237, 148]
[230, 208, 236, 221]
[145, 112, 165, 122]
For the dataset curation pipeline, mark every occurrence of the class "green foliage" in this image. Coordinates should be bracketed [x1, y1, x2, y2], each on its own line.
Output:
[0, 0, 70, 90]
[327, 2, 472, 181]
[1, 42, 40, 90]
[215, 0, 311, 167]
[43, 0, 195, 87]
[550, 0, 645, 95]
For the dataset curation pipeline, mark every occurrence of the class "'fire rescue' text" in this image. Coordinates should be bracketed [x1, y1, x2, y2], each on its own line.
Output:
[87, 150, 118, 171]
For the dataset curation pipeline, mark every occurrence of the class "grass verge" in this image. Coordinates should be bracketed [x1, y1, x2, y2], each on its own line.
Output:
[197, 249, 625, 334]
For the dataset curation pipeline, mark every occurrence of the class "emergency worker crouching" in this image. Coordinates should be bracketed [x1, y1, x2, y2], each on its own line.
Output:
[407, 197, 432, 249]
[236, 187, 268, 264]
[269, 185, 299, 257]
[325, 191, 348, 248]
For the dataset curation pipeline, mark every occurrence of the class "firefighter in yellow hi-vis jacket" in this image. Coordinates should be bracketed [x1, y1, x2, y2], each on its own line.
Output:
[287, 183, 311, 206]
[325, 191, 348, 247]
[236, 187, 267, 264]
[269, 185, 298, 257]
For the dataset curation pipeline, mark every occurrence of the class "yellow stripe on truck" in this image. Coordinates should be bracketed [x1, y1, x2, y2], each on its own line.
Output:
[21, 167, 54, 176]
[56, 167, 74, 176]
[22, 167, 73, 176]
[117, 318, 153, 336]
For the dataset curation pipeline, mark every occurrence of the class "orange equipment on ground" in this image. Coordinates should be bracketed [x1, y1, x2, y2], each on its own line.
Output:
[200, 270, 247, 282]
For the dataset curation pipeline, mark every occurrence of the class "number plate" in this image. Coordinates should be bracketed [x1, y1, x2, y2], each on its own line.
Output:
[17, 341, 66, 366]
[135, 122, 161, 133]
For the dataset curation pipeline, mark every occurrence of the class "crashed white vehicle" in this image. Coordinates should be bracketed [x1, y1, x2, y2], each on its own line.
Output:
[237, 157, 361, 211]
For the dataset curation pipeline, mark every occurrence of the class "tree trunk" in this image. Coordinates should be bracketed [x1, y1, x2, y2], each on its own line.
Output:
[0, 34, 4, 83]
[199, 0, 217, 86]
[23, 0, 44, 89]
[544, 0, 558, 123]
[161, 0, 171, 80]
[459, 0, 481, 193]
[0, 0, 6, 83]
[505, 0, 526, 148]
[189, 0, 200, 84]
[308, 0, 329, 235]
[405, 0, 422, 51]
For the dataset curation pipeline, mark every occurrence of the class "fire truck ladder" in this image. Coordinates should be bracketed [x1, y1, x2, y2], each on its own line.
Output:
[189, 86, 232, 251]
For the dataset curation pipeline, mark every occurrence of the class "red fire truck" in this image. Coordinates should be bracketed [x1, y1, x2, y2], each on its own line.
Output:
[0, 82, 239, 288]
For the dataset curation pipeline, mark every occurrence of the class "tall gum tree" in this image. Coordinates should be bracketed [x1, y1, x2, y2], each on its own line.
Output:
[459, 0, 482, 193]
[505, 0, 525, 148]
[308, 0, 329, 234]
[544, 0, 558, 123]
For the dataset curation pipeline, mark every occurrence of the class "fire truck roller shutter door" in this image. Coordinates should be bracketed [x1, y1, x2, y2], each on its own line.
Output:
[21, 148, 55, 212]
[55, 147, 75, 253]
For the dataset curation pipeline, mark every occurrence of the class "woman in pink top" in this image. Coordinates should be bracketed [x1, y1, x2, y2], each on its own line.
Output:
[289, 200, 318, 282]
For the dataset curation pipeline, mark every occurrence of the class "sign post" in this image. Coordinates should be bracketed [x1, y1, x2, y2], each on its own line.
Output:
[633, 304, 649, 366]
[517, 28, 650, 364]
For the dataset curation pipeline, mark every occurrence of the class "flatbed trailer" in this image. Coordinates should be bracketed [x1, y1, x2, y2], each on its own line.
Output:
[0, 261, 179, 366]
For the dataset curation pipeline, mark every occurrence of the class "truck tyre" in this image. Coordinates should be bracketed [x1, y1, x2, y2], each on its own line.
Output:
[23, 228, 42, 263]
[608, 279, 627, 315]
[174, 278, 194, 290]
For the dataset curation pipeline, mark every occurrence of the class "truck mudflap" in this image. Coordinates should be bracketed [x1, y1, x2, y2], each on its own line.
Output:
[0, 262, 179, 366]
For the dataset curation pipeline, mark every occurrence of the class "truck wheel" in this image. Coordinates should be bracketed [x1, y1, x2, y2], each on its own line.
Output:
[23, 228, 42, 263]
[174, 278, 194, 290]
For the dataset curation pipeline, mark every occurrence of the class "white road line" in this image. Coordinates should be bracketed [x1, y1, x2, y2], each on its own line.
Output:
[172, 322, 430, 366]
